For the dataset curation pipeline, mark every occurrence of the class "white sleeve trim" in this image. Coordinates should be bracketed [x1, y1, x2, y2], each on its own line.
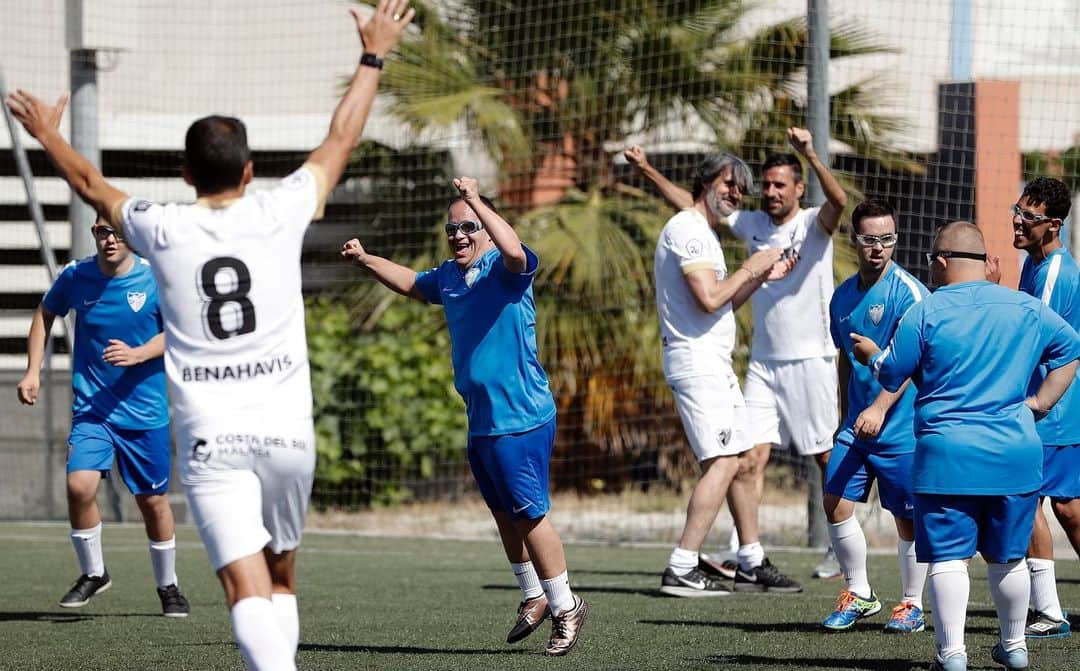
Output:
[1041, 254, 1062, 305]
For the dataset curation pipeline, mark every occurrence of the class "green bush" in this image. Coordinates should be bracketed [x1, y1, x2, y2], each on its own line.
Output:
[306, 295, 468, 507]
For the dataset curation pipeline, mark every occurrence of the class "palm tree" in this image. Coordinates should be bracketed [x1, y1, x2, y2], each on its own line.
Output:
[353, 0, 916, 490]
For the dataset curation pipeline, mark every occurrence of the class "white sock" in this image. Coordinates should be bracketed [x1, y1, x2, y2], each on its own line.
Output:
[988, 560, 1030, 653]
[71, 523, 105, 577]
[512, 561, 544, 600]
[667, 547, 698, 575]
[828, 517, 870, 599]
[727, 526, 740, 553]
[897, 538, 926, 609]
[928, 560, 969, 660]
[1027, 558, 1064, 621]
[736, 542, 764, 571]
[540, 571, 575, 616]
[148, 537, 178, 588]
[230, 597, 295, 671]
[271, 593, 299, 660]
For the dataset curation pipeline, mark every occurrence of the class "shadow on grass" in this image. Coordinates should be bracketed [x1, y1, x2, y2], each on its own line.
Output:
[570, 569, 660, 578]
[0, 611, 147, 623]
[483, 583, 666, 598]
[639, 618, 834, 634]
[700, 653, 922, 670]
[300, 643, 530, 656]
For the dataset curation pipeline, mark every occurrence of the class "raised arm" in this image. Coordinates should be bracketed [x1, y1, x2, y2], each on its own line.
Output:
[16, 303, 57, 406]
[4, 91, 128, 226]
[305, 1, 415, 201]
[787, 128, 847, 235]
[453, 177, 527, 273]
[341, 238, 424, 300]
[624, 146, 694, 212]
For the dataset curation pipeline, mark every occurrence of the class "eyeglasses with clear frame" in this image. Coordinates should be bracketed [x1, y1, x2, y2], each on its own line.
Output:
[924, 250, 988, 265]
[444, 220, 484, 236]
[1010, 203, 1054, 226]
[854, 233, 898, 248]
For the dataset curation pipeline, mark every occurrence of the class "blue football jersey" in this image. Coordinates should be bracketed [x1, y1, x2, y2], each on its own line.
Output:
[42, 256, 168, 429]
[1019, 248, 1080, 446]
[830, 262, 927, 449]
[870, 281, 1080, 495]
[415, 245, 556, 436]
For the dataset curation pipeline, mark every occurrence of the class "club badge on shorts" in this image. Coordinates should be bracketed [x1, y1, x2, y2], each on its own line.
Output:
[127, 291, 147, 312]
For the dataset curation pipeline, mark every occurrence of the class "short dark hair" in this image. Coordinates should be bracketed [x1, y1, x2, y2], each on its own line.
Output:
[448, 194, 499, 217]
[851, 199, 896, 234]
[690, 153, 755, 201]
[184, 116, 251, 194]
[1021, 177, 1072, 221]
[761, 153, 803, 182]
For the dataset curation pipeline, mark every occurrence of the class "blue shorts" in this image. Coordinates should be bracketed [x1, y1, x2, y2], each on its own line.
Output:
[467, 418, 555, 521]
[825, 438, 914, 518]
[67, 415, 172, 496]
[1041, 444, 1080, 500]
[914, 492, 1038, 563]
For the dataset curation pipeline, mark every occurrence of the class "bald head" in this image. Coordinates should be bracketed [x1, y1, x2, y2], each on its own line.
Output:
[935, 221, 986, 255]
[929, 220, 990, 287]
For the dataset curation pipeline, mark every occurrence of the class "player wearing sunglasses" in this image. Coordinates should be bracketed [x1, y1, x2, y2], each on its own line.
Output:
[342, 176, 587, 656]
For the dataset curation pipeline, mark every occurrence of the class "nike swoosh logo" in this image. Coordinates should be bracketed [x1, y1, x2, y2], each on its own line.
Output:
[84, 299, 98, 306]
[677, 576, 706, 589]
[151, 478, 168, 490]
[735, 570, 757, 582]
[752, 236, 769, 242]
[512, 503, 533, 514]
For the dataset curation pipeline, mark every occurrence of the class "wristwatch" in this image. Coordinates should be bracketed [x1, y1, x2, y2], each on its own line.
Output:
[360, 53, 384, 70]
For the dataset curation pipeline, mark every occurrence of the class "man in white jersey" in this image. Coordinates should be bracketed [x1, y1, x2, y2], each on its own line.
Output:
[653, 153, 800, 596]
[627, 128, 847, 582]
[6, 3, 414, 669]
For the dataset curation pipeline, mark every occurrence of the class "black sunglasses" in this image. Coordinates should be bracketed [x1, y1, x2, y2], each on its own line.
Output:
[444, 220, 484, 236]
[92, 225, 119, 240]
[925, 250, 987, 264]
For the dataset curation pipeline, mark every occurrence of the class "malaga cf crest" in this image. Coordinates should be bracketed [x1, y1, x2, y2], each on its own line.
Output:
[127, 291, 147, 312]
[464, 266, 481, 288]
[868, 303, 885, 325]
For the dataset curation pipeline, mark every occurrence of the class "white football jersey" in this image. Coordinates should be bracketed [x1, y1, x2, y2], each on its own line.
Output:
[654, 208, 736, 381]
[115, 165, 325, 429]
[729, 206, 836, 361]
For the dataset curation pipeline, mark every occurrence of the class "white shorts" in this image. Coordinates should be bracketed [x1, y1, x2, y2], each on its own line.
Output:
[670, 370, 750, 461]
[175, 417, 316, 571]
[743, 356, 838, 456]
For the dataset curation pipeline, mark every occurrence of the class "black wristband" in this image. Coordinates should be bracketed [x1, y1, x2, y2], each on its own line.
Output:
[360, 53, 384, 70]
